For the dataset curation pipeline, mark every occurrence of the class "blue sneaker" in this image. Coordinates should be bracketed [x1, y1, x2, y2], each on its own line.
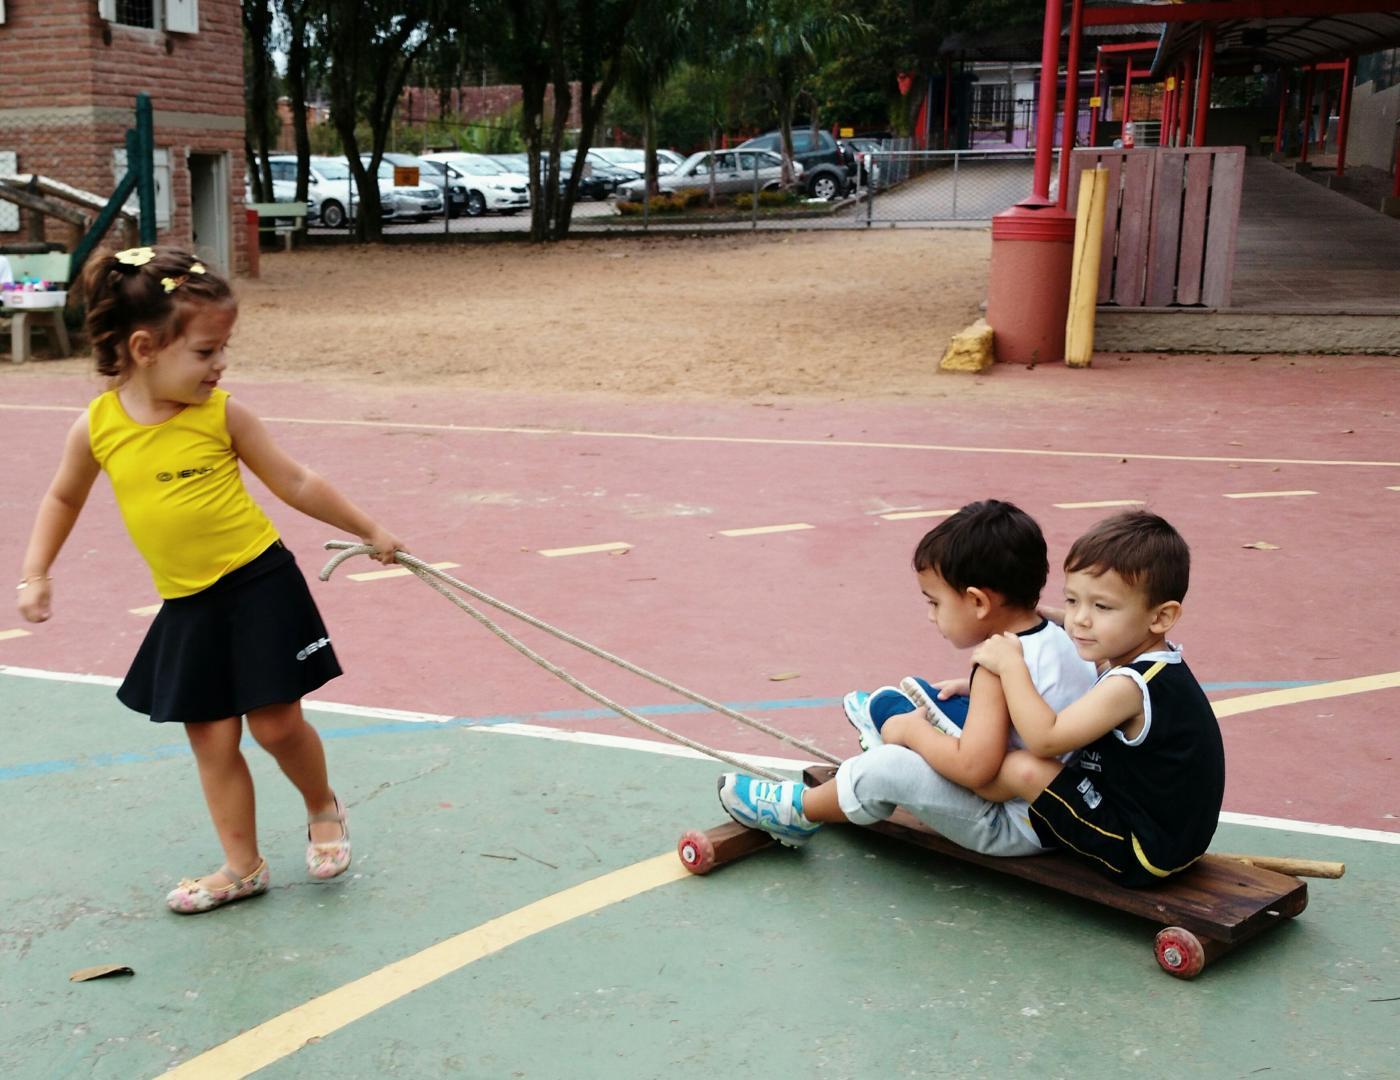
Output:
[843, 689, 883, 750]
[717, 773, 821, 848]
[900, 676, 964, 739]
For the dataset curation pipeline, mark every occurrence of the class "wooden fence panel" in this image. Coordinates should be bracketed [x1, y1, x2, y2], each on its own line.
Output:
[1175, 152, 1213, 306]
[1145, 151, 1185, 306]
[1201, 149, 1245, 307]
[1113, 152, 1154, 307]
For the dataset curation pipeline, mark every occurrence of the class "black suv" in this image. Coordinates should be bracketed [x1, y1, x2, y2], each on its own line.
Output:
[735, 129, 854, 200]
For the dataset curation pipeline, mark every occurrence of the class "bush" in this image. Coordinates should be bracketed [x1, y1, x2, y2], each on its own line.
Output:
[733, 189, 800, 211]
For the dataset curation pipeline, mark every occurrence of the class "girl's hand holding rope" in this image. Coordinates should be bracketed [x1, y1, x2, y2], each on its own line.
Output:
[361, 527, 408, 565]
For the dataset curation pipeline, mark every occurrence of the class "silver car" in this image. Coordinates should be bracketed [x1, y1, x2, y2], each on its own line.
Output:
[617, 149, 798, 202]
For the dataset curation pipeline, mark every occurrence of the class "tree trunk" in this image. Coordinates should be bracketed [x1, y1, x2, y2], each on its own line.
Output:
[281, 0, 311, 203]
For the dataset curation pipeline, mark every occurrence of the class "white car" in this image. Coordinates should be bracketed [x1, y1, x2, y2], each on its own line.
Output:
[591, 146, 680, 176]
[616, 149, 798, 202]
[420, 152, 530, 216]
[276, 155, 441, 228]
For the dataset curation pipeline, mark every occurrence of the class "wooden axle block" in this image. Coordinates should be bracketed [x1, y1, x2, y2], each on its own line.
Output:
[677, 820, 776, 875]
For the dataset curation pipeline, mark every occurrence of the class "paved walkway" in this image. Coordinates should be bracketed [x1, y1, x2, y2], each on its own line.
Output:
[1231, 158, 1400, 312]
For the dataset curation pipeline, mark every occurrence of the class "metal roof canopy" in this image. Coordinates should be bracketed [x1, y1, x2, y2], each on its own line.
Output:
[1082, 2, 1400, 77]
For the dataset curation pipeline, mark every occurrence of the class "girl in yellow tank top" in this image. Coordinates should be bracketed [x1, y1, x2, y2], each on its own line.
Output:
[16, 246, 406, 915]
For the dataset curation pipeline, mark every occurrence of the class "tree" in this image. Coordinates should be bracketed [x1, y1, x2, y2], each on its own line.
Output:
[314, 1, 440, 241]
[243, 0, 278, 202]
[619, 1, 693, 196]
[279, 0, 315, 203]
[733, 0, 872, 187]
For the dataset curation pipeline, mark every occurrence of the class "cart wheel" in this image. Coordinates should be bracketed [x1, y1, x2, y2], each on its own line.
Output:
[678, 830, 716, 875]
[1155, 926, 1206, 979]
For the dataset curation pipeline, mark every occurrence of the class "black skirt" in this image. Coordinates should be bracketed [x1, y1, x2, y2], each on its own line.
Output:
[118, 542, 343, 723]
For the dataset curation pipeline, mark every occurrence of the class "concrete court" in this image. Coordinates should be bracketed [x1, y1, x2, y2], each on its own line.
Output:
[2, 356, 1399, 1076]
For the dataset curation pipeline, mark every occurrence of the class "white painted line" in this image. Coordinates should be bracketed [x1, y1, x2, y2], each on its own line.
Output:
[1053, 499, 1145, 510]
[0, 629, 32, 642]
[538, 542, 631, 558]
[8, 401, 1400, 469]
[1223, 490, 1318, 500]
[880, 509, 958, 521]
[348, 561, 459, 582]
[1388, 486, 1400, 492]
[718, 523, 815, 537]
[129, 604, 162, 616]
[6, 662, 1400, 846]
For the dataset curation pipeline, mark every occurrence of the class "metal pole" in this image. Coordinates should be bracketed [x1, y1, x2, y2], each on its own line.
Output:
[1057, 0, 1085, 208]
[942, 58, 953, 150]
[1030, 0, 1063, 204]
[866, 153, 875, 227]
[952, 150, 960, 218]
[752, 153, 758, 230]
[1123, 60, 1134, 132]
[1300, 64, 1315, 164]
[1193, 27, 1215, 148]
[1178, 60, 1193, 147]
[1090, 49, 1102, 146]
[1274, 68, 1288, 155]
[135, 93, 156, 245]
[1336, 57, 1355, 176]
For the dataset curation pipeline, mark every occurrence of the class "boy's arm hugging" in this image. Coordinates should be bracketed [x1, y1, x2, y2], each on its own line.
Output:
[973, 632, 1142, 757]
[226, 400, 403, 564]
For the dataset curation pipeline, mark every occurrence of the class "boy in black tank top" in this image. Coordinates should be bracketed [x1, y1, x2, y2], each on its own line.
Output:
[969, 511, 1225, 888]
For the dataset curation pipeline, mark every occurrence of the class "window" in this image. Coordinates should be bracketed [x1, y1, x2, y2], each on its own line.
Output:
[98, 0, 199, 33]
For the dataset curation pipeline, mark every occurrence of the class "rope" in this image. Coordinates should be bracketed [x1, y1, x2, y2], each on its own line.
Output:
[320, 542, 843, 779]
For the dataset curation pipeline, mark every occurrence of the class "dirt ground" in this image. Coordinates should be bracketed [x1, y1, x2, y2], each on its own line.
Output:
[11, 230, 995, 400]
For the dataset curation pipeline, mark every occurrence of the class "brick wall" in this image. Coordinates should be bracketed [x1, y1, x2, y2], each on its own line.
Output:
[0, 0, 251, 274]
[400, 83, 585, 130]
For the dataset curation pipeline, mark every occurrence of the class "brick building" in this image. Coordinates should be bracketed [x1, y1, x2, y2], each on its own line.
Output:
[0, 0, 249, 274]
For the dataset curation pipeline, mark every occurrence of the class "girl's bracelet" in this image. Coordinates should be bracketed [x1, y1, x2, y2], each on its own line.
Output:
[16, 575, 51, 591]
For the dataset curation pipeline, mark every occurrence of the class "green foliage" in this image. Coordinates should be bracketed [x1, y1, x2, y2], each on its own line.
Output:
[733, 188, 799, 209]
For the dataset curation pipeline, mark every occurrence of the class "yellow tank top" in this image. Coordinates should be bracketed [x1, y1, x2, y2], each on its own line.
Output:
[89, 389, 280, 598]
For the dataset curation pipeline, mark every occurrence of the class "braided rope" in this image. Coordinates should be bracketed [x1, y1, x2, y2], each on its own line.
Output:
[320, 542, 843, 779]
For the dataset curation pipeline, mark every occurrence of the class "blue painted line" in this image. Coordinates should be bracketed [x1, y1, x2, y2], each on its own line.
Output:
[0, 682, 1326, 782]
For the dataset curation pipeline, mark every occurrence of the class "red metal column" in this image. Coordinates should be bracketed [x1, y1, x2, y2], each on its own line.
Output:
[1123, 60, 1134, 131]
[1336, 56, 1355, 175]
[1178, 60, 1193, 145]
[1057, 0, 1086, 208]
[1274, 68, 1288, 155]
[1300, 64, 1315, 163]
[1091, 49, 1103, 145]
[1163, 77, 1175, 145]
[1193, 26, 1215, 146]
[1030, 0, 1063, 204]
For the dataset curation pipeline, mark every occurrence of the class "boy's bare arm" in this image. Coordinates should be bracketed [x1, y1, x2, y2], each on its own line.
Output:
[973, 632, 1141, 756]
[881, 666, 1011, 789]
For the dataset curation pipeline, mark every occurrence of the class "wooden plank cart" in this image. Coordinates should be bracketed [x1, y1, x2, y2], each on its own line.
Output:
[678, 764, 1318, 979]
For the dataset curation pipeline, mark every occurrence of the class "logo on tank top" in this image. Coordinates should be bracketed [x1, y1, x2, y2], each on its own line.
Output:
[1075, 776, 1103, 810]
[156, 466, 215, 482]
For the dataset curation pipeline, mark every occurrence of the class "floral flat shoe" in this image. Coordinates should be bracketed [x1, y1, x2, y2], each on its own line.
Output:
[306, 795, 351, 880]
[166, 859, 269, 914]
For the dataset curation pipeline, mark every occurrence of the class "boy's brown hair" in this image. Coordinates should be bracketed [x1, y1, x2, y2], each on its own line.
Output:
[1064, 509, 1189, 606]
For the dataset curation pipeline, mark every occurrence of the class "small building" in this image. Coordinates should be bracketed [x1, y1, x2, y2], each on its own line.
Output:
[0, 0, 248, 274]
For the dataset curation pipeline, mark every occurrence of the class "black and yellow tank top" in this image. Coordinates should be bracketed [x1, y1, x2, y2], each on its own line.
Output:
[88, 389, 280, 598]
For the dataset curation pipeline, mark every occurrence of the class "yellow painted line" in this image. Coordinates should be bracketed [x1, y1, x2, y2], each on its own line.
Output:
[1213, 671, 1400, 719]
[1052, 499, 1145, 510]
[1222, 489, 1318, 500]
[129, 604, 162, 616]
[0, 629, 32, 642]
[538, 542, 631, 558]
[1389, 486, 1400, 492]
[8, 405, 1400, 470]
[718, 523, 814, 537]
[159, 853, 690, 1078]
[880, 508, 958, 521]
[347, 561, 459, 582]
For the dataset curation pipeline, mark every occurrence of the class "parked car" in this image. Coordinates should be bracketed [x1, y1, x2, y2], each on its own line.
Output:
[248, 158, 317, 220]
[616, 149, 796, 202]
[420, 152, 530, 216]
[370, 152, 468, 217]
[559, 149, 639, 199]
[735, 129, 855, 199]
[279, 155, 439, 228]
[590, 146, 679, 176]
[355, 155, 445, 221]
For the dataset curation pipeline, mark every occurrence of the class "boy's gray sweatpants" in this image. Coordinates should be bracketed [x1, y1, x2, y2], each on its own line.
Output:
[835, 744, 1048, 857]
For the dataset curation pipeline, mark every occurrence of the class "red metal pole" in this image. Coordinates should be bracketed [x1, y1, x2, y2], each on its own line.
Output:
[1030, 0, 1063, 204]
[1300, 64, 1315, 163]
[1178, 61, 1193, 146]
[1091, 49, 1103, 145]
[1057, 0, 1085, 208]
[1163, 78, 1175, 145]
[942, 58, 953, 150]
[1274, 68, 1288, 155]
[1193, 27, 1215, 147]
[1123, 60, 1134, 131]
[1317, 86, 1331, 153]
[1336, 56, 1355, 175]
